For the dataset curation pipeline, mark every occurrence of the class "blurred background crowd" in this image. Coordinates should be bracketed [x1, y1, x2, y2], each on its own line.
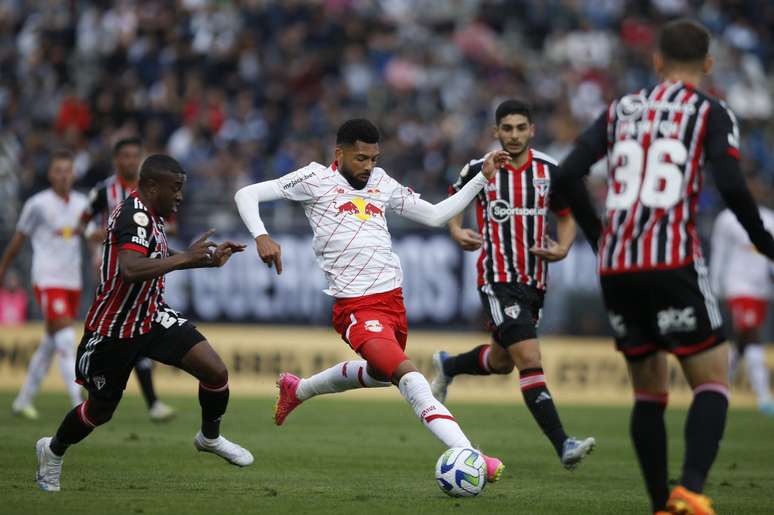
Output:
[1, 0, 773, 330]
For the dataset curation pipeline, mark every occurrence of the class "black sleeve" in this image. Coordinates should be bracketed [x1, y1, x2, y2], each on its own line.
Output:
[706, 102, 774, 259]
[548, 184, 570, 215]
[449, 161, 482, 195]
[114, 201, 152, 256]
[82, 185, 107, 222]
[552, 110, 610, 252]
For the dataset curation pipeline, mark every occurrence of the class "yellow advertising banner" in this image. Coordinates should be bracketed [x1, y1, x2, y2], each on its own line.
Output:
[0, 323, 768, 407]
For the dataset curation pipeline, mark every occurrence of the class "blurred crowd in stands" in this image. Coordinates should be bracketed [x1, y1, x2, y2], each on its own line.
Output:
[1, 0, 773, 320]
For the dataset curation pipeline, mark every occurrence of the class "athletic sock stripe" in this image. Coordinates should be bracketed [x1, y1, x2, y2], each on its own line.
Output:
[520, 381, 546, 391]
[520, 374, 545, 385]
[479, 345, 491, 373]
[634, 390, 669, 405]
[78, 401, 96, 428]
[424, 414, 456, 424]
[357, 366, 367, 387]
[694, 382, 730, 401]
[342, 362, 348, 377]
[200, 380, 229, 392]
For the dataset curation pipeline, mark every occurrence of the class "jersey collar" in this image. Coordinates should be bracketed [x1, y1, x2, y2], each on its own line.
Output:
[505, 149, 533, 174]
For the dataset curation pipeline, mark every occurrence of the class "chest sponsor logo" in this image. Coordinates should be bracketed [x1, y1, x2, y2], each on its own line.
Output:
[488, 200, 547, 223]
[335, 197, 383, 221]
[533, 177, 550, 196]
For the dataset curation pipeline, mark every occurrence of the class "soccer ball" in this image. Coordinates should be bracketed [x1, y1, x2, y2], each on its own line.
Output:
[435, 447, 487, 497]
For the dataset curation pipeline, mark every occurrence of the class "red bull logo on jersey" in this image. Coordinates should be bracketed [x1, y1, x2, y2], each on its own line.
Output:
[335, 197, 384, 221]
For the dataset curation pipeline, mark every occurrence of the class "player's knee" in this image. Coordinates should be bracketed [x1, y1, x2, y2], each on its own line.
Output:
[85, 400, 119, 426]
[509, 343, 542, 370]
[488, 355, 515, 375]
[202, 365, 228, 387]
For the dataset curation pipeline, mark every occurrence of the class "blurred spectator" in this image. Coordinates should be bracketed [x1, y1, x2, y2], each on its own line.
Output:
[0, 0, 770, 242]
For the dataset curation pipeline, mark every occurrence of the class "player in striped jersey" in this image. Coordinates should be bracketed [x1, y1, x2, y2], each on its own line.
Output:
[429, 99, 595, 471]
[554, 19, 774, 515]
[78, 137, 176, 422]
[235, 119, 509, 483]
[36, 155, 252, 492]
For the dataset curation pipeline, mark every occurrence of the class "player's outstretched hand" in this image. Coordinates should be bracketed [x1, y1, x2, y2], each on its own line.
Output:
[185, 228, 218, 267]
[529, 235, 570, 262]
[255, 234, 282, 274]
[211, 241, 246, 267]
[481, 150, 510, 180]
[451, 227, 483, 251]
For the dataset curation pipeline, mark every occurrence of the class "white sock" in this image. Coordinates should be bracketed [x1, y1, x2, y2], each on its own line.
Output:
[53, 327, 82, 407]
[295, 360, 391, 401]
[728, 346, 741, 383]
[743, 344, 772, 406]
[398, 371, 471, 448]
[13, 334, 56, 409]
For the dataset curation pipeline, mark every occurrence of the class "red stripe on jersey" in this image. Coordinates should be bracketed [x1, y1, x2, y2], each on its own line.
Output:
[641, 88, 693, 267]
[616, 83, 671, 270]
[510, 170, 526, 284]
[534, 162, 547, 288]
[475, 199, 487, 287]
[678, 101, 710, 264]
[489, 176, 507, 283]
[120, 279, 153, 338]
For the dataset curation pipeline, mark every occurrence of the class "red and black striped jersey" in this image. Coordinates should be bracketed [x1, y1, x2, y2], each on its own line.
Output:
[450, 149, 570, 290]
[81, 175, 135, 228]
[575, 80, 741, 275]
[85, 192, 169, 338]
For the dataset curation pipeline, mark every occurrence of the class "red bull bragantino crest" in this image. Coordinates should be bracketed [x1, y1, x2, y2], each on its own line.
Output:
[335, 197, 384, 221]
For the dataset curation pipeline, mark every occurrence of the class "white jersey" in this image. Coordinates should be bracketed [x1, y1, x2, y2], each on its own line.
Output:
[16, 189, 88, 290]
[710, 207, 774, 300]
[275, 161, 422, 298]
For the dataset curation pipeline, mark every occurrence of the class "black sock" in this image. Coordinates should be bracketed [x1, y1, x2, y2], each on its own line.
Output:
[520, 368, 567, 456]
[50, 403, 95, 456]
[199, 382, 229, 439]
[134, 362, 158, 408]
[442, 345, 491, 377]
[631, 396, 669, 512]
[681, 389, 729, 493]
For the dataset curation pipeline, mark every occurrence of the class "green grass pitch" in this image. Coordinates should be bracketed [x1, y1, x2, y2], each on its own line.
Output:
[1, 392, 772, 514]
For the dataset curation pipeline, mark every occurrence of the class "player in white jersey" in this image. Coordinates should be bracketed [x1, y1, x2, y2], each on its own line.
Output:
[710, 174, 774, 416]
[235, 119, 510, 483]
[0, 151, 87, 419]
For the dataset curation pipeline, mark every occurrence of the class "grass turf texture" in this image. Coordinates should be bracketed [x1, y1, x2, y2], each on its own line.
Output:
[2, 392, 772, 515]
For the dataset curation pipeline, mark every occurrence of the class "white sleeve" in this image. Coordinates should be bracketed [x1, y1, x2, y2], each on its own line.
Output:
[234, 180, 284, 238]
[709, 213, 730, 297]
[396, 172, 487, 227]
[16, 199, 39, 235]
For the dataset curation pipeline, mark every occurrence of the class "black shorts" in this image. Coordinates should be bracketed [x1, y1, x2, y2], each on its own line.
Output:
[76, 311, 205, 402]
[600, 262, 725, 361]
[479, 282, 544, 347]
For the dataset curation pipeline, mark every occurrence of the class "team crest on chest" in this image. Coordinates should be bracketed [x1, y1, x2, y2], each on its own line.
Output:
[533, 177, 550, 196]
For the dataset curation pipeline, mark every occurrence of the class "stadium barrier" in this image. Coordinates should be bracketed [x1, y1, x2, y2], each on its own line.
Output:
[0, 323, 769, 407]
